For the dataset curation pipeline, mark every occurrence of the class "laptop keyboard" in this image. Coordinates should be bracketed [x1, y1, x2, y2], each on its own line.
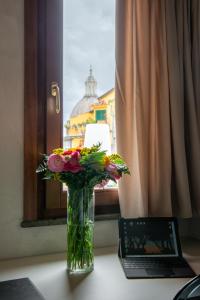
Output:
[122, 258, 187, 269]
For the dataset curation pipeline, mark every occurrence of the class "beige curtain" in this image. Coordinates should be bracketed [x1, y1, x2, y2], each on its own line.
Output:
[115, 0, 200, 218]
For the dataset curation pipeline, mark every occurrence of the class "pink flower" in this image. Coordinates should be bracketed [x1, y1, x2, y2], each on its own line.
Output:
[71, 151, 80, 160]
[63, 152, 83, 173]
[106, 163, 121, 180]
[63, 161, 83, 173]
[95, 179, 109, 189]
[47, 154, 65, 172]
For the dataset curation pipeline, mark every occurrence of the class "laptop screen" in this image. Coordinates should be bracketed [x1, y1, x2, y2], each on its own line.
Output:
[122, 219, 179, 257]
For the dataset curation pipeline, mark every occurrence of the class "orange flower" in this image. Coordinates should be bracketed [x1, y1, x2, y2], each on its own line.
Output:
[104, 156, 110, 167]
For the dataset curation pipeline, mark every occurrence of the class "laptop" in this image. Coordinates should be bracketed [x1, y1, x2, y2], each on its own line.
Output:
[118, 217, 196, 279]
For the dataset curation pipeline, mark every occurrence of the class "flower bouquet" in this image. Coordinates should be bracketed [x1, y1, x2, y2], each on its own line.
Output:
[37, 143, 129, 273]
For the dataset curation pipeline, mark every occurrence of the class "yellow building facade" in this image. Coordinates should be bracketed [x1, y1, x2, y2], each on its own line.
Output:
[64, 68, 115, 151]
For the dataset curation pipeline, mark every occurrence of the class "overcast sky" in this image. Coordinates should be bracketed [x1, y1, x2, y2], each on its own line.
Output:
[63, 0, 115, 123]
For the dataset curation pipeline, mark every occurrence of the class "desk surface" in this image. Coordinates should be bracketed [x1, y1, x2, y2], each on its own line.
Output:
[0, 239, 200, 300]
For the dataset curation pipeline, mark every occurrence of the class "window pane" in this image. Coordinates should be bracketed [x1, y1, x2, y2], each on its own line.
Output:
[96, 110, 106, 121]
[63, 0, 116, 154]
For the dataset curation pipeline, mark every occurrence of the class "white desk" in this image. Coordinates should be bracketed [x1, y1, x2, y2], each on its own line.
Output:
[0, 239, 200, 300]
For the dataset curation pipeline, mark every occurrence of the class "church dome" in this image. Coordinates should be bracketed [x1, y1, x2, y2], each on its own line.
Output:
[70, 96, 98, 117]
[70, 66, 98, 117]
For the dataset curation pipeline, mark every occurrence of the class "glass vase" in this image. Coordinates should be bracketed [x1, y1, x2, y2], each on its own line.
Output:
[67, 186, 94, 274]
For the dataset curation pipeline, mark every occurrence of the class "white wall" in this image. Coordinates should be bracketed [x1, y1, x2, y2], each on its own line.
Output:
[0, 0, 118, 260]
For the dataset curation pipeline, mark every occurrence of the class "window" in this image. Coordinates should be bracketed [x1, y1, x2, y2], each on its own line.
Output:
[96, 110, 107, 121]
[24, 0, 119, 222]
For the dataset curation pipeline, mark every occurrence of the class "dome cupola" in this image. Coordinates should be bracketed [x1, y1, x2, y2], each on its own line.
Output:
[70, 66, 98, 117]
[84, 65, 97, 97]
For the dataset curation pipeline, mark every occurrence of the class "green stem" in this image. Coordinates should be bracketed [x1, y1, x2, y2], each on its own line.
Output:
[67, 187, 94, 272]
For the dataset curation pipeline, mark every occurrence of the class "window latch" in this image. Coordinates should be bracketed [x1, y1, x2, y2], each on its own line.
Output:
[51, 82, 60, 114]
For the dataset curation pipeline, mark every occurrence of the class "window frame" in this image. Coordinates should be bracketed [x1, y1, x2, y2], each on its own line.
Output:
[23, 0, 119, 222]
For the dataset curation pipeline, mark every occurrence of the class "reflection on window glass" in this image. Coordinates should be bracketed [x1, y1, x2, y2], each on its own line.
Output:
[63, 0, 116, 156]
